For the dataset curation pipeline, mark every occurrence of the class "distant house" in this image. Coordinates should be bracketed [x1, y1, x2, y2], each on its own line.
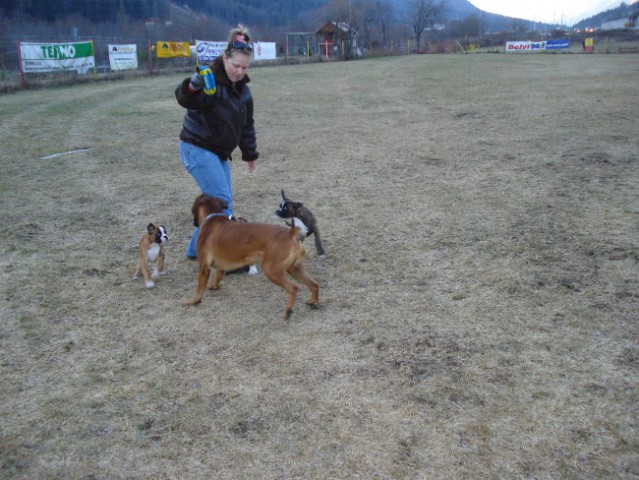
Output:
[316, 21, 359, 57]
[600, 7, 639, 31]
[600, 18, 628, 30]
[316, 21, 352, 45]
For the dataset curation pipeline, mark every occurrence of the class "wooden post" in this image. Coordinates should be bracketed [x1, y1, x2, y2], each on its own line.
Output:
[17, 41, 25, 88]
[90, 40, 97, 80]
[148, 39, 153, 74]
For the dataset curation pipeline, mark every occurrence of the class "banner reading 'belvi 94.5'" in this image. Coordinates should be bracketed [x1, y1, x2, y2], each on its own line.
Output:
[505, 41, 546, 52]
[19, 41, 95, 73]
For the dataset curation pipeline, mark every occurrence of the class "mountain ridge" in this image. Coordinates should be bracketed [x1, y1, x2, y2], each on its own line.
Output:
[1, 0, 634, 31]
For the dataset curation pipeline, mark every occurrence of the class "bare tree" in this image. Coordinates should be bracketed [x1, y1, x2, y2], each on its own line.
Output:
[448, 14, 480, 39]
[410, 0, 446, 50]
[375, 0, 393, 48]
[354, 0, 394, 51]
[322, 0, 360, 58]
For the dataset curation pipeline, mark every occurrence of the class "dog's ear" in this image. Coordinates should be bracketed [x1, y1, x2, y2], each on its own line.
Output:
[147, 223, 156, 235]
[281, 190, 288, 201]
[191, 203, 200, 227]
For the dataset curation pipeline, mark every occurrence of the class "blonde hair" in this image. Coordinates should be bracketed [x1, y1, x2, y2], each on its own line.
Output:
[226, 25, 252, 56]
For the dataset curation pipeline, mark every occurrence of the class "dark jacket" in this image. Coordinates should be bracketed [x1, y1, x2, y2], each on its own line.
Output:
[176, 56, 259, 162]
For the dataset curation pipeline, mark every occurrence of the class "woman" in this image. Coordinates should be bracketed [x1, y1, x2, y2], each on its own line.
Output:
[176, 25, 259, 258]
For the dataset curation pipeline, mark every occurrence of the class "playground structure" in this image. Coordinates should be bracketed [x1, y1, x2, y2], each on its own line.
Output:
[285, 21, 359, 60]
[285, 32, 319, 59]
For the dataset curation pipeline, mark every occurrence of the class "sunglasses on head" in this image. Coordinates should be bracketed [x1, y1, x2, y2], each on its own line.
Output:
[227, 41, 253, 53]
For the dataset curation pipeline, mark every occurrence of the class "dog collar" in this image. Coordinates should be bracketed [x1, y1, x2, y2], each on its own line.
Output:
[204, 213, 230, 222]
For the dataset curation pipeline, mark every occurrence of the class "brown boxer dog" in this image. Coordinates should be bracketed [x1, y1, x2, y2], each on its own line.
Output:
[134, 223, 168, 288]
[185, 194, 319, 318]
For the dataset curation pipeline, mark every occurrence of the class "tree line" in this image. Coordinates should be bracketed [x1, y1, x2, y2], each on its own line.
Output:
[1, 0, 457, 52]
[1, 0, 568, 69]
[0, 0, 327, 26]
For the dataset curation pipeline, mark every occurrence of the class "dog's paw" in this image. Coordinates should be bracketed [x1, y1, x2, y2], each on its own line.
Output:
[248, 265, 258, 275]
[184, 297, 202, 306]
[132, 275, 139, 281]
[146, 281, 155, 288]
[159, 270, 167, 276]
[307, 302, 320, 310]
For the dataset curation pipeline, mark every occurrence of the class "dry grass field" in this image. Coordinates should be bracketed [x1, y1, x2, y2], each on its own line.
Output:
[1, 53, 638, 479]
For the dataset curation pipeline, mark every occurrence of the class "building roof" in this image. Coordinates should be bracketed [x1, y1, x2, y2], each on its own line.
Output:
[316, 21, 353, 35]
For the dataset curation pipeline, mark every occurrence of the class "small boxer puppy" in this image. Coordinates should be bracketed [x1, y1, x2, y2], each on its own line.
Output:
[186, 194, 319, 318]
[276, 190, 325, 258]
[133, 223, 168, 288]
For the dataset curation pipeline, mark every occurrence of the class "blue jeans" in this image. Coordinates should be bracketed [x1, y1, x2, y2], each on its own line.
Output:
[179, 141, 233, 258]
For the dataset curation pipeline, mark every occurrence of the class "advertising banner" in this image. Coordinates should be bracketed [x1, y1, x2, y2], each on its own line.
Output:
[254, 42, 277, 60]
[108, 44, 138, 70]
[156, 41, 191, 58]
[505, 41, 546, 52]
[19, 41, 95, 73]
[545, 39, 570, 50]
[584, 37, 595, 52]
[195, 40, 227, 63]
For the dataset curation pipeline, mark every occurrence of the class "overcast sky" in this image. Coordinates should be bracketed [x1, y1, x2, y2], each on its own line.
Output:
[469, 0, 627, 24]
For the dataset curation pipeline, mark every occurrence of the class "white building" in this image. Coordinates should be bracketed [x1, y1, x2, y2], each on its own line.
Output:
[600, 18, 628, 30]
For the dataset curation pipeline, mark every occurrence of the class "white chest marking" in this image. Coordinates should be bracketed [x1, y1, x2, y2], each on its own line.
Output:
[293, 217, 309, 238]
[147, 244, 160, 262]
